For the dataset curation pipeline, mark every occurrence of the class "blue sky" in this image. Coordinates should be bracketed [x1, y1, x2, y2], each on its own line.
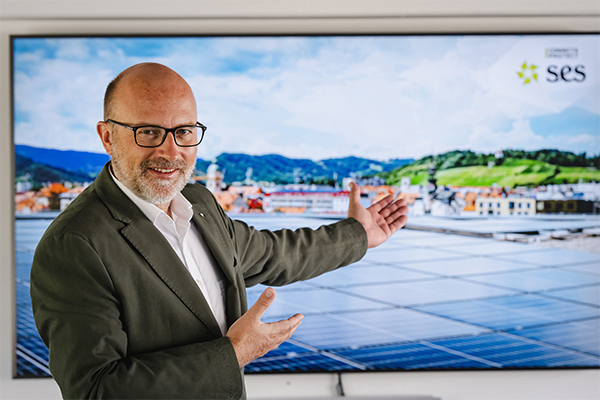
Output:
[13, 34, 600, 161]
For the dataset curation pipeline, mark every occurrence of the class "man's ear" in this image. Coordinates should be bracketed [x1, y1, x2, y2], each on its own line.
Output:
[97, 121, 113, 156]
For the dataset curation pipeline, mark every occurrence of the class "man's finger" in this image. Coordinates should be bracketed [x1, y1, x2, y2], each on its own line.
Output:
[266, 313, 304, 340]
[368, 193, 395, 213]
[267, 313, 304, 328]
[246, 287, 276, 320]
[379, 201, 401, 218]
[286, 313, 304, 325]
[349, 182, 361, 207]
[387, 214, 408, 233]
[382, 202, 407, 219]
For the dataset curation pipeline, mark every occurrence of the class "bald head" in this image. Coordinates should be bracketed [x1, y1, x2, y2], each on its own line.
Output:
[103, 63, 196, 122]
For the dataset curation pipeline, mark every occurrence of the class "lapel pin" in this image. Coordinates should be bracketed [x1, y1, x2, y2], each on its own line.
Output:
[199, 212, 205, 217]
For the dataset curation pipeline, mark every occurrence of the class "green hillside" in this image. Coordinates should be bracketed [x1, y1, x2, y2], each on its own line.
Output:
[383, 162, 430, 185]
[551, 166, 600, 185]
[384, 155, 600, 188]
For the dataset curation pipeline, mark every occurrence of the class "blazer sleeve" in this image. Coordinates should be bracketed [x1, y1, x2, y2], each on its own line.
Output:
[218, 203, 368, 287]
[31, 231, 244, 400]
[185, 182, 369, 289]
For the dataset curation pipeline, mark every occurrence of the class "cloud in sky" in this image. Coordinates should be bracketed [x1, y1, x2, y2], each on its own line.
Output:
[13, 34, 600, 160]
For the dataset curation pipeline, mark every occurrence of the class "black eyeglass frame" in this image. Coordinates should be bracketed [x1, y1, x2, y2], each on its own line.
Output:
[106, 119, 207, 148]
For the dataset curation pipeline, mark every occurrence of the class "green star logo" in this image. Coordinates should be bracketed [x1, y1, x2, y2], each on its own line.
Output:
[517, 62, 538, 85]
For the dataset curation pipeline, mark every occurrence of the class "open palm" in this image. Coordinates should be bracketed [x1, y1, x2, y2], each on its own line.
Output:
[347, 182, 409, 248]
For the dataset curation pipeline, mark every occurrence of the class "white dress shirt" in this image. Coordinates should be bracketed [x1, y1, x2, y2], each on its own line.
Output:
[110, 171, 228, 335]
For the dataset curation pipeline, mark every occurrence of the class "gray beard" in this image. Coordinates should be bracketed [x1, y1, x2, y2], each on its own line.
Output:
[111, 156, 194, 206]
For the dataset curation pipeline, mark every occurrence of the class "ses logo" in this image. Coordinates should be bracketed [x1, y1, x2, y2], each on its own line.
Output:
[516, 47, 586, 85]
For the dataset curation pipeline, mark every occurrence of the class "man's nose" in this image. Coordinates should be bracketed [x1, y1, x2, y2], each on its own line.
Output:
[157, 132, 180, 158]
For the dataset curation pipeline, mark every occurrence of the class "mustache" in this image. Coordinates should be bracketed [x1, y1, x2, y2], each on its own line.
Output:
[141, 157, 187, 171]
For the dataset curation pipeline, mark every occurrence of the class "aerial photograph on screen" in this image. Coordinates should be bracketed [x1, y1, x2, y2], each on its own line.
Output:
[13, 34, 600, 377]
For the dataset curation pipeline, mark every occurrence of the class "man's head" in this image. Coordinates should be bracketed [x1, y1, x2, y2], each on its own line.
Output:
[97, 63, 198, 208]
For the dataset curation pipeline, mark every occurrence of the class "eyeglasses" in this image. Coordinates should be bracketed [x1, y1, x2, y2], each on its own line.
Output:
[106, 119, 206, 148]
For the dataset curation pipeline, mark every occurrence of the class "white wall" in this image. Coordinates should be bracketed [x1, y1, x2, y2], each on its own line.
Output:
[1, 1, 599, 399]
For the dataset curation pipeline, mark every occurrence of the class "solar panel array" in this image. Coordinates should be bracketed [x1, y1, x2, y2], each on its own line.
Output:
[16, 218, 52, 376]
[241, 215, 600, 373]
[14, 215, 600, 377]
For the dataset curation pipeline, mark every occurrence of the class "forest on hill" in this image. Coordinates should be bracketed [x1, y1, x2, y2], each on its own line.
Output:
[382, 149, 600, 187]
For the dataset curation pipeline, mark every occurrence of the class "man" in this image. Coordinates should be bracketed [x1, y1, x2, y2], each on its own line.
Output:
[31, 63, 408, 399]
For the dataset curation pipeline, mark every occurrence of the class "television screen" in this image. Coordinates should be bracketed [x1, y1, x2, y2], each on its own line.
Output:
[13, 34, 600, 377]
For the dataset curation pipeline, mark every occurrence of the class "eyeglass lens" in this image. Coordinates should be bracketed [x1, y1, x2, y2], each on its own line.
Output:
[136, 126, 200, 147]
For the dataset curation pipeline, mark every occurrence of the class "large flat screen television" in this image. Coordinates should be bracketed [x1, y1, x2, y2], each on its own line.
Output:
[13, 33, 600, 378]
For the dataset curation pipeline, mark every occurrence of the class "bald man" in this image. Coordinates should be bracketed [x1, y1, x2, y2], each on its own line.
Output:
[31, 63, 408, 399]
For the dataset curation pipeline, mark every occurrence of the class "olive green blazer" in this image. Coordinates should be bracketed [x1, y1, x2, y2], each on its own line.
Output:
[30, 163, 367, 399]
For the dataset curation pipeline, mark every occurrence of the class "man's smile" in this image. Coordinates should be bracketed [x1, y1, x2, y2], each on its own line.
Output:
[151, 167, 176, 174]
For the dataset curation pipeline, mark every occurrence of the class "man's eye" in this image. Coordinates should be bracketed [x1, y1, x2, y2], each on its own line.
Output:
[175, 128, 193, 136]
[139, 129, 161, 136]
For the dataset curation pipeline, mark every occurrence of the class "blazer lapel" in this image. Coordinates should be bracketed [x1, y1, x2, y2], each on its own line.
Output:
[190, 205, 236, 285]
[121, 214, 224, 339]
[190, 204, 247, 327]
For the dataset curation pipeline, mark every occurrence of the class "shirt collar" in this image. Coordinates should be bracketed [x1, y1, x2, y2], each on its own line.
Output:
[109, 164, 193, 224]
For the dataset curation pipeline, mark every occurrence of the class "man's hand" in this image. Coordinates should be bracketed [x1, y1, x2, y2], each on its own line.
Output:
[227, 287, 303, 367]
[348, 182, 409, 248]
